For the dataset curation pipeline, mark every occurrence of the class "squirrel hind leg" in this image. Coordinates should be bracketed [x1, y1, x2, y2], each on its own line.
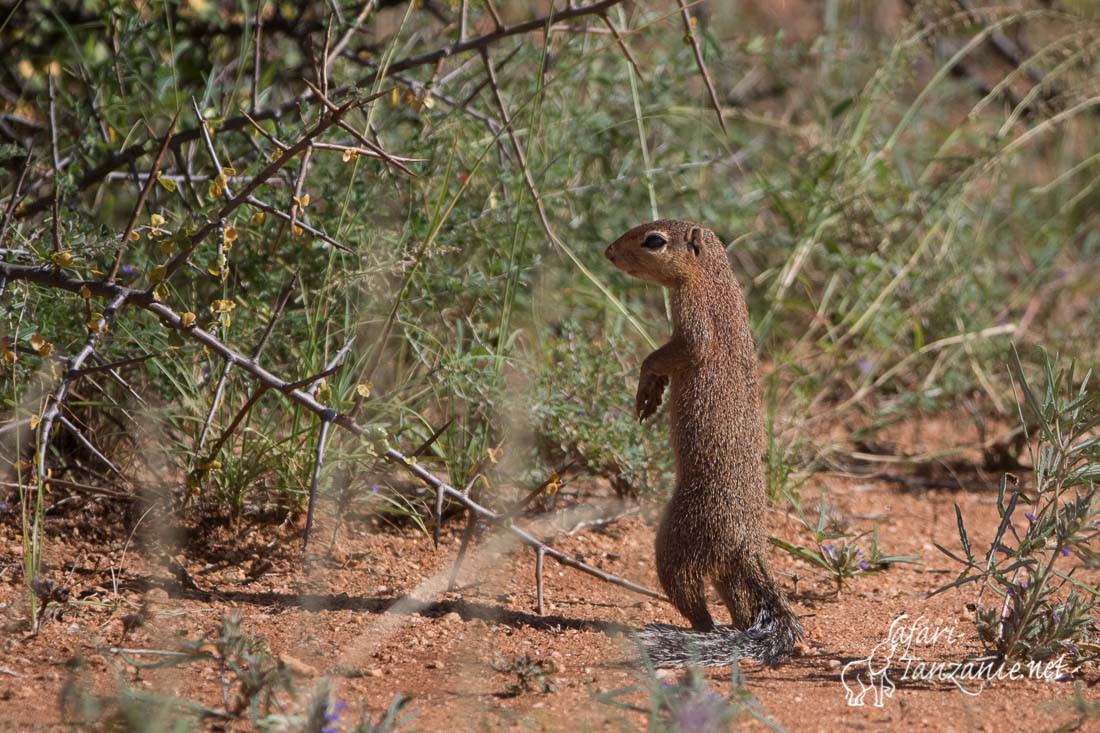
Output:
[660, 570, 715, 632]
[713, 572, 755, 629]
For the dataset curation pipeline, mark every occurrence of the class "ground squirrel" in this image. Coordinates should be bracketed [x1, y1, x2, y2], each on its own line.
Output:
[605, 219, 802, 667]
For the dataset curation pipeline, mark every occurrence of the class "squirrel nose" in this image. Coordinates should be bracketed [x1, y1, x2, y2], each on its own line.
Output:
[604, 244, 615, 261]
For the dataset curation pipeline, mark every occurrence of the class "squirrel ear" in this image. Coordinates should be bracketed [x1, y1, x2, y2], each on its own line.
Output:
[687, 227, 702, 256]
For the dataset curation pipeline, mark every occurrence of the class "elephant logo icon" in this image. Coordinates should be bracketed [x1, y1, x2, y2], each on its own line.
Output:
[840, 637, 899, 707]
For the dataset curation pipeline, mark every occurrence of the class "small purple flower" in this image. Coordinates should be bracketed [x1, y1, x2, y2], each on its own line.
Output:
[822, 545, 833, 558]
[0, 501, 11, 513]
[859, 561, 870, 571]
[1060, 546, 1071, 557]
[1024, 513, 1036, 522]
[857, 358, 873, 375]
[323, 699, 347, 728]
[370, 483, 380, 494]
[1019, 581, 1028, 590]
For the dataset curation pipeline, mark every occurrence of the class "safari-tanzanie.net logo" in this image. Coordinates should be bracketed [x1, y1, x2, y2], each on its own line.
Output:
[841, 613, 1075, 707]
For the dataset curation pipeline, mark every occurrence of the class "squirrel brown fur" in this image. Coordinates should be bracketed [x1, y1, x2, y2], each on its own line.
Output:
[605, 219, 802, 667]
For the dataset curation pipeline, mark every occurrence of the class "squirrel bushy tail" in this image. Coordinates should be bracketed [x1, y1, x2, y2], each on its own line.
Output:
[636, 594, 803, 668]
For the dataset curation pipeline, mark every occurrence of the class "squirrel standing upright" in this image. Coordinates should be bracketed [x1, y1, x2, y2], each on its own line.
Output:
[605, 219, 802, 667]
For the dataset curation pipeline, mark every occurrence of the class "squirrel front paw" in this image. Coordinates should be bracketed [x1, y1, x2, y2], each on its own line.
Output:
[636, 371, 669, 421]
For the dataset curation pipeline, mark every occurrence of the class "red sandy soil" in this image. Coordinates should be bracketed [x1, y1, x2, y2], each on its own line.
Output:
[1, 416, 1097, 732]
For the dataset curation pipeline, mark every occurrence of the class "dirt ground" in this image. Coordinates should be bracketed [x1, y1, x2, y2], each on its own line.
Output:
[1, 416, 1097, 732]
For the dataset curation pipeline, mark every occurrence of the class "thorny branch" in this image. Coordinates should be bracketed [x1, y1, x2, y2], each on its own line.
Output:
[12, 0, 627, 218]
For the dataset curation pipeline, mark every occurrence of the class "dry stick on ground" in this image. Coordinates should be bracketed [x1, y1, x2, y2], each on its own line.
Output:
[0, 262, 667, 607]
[14, 0, 626, 218]
[675, 0, 727, 136]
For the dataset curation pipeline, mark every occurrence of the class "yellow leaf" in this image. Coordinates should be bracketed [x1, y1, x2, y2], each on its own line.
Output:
[291, 224, 303, 237]
[150, 264, 167, 284]
[292, 193, 310, 208]
[224, 224, 237, 243]
[390, 87, 399, 106]
[80, 285, 92, 299]
[342, 148, 358, 163]
[156, 172, 177, 192]
[152, 283, 167, 302]
[356, 382, 372, 398]
[421, 94, 434, 110]
[208, 180, 220, 199]
[181, 312, 197, 328]
[222, 166, 237, 177]
[29, 333, 52, 357]
[150, 213, 166, 227]
[129, 229, 141, 241]
[50, 251, 73, 268]
[210, 299, 236, 313]
[29, 415, 40, 430]
[251, 212, 265, 226]
[2, 348, 15, 365]
[87, 313, 106, 333]
[13, 458, 32, 471]
[16, 59, 34, 80]
[487, 445, 503, 464]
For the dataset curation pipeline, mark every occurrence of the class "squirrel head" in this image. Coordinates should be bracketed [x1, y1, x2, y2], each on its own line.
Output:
[604, 219, 725, 287]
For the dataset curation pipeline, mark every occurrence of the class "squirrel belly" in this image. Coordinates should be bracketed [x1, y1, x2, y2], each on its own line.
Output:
[605, 219, 803, 667]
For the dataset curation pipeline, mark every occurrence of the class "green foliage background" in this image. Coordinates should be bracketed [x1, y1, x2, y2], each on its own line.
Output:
[2, 0, 1098, 524]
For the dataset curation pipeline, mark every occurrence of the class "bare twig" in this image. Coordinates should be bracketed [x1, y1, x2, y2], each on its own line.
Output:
[303, 419, 333, 551]
[109, 109, 181, 284]
[58, 416, 126, 479]
[245, 195, 353, 252]
[47, 75, 62, 254]
[599, 12, 643, 79]
[675, 0, 728, 136]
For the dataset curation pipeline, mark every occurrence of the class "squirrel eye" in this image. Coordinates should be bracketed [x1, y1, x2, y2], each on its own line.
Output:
[642, 233, 668, 250]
